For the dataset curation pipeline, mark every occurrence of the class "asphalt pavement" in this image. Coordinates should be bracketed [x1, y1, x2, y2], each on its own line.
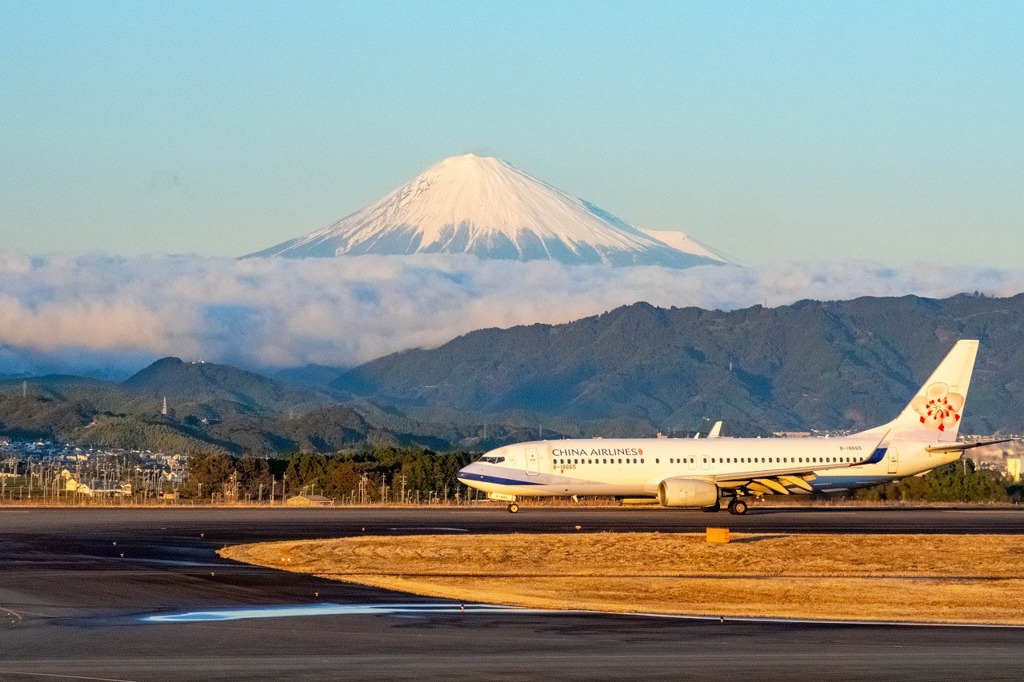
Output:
[1, 506, 1022, 681]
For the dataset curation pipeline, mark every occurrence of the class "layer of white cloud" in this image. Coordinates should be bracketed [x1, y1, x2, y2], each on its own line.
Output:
[1, 252, 1021, 376]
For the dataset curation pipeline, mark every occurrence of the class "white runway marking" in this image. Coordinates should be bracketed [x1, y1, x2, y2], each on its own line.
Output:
[144, 602, 1024, 629]
[144, 603, 546, 623]
[0, 672, 140, 681]
[388, 527, 469, 532]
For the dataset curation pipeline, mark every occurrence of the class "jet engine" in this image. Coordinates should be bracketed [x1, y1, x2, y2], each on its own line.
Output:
[657, 478, 719, 508]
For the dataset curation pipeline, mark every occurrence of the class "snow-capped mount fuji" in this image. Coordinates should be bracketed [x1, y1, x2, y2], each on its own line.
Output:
[247, 154, 727, 268]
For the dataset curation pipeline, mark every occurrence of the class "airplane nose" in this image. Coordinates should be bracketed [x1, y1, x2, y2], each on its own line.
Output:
[457, 463, 482, 483]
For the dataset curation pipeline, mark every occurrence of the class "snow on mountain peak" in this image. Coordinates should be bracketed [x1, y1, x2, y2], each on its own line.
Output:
[247, 154, 726, 268]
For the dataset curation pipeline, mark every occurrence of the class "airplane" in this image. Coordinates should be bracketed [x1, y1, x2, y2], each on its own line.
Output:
[457, 340, 1011, 514]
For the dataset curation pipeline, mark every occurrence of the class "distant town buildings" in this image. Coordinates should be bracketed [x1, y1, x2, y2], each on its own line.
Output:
[0, 438, 187, 501]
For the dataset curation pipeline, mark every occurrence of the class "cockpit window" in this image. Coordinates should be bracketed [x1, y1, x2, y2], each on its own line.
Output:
[479, 456, 505, 464]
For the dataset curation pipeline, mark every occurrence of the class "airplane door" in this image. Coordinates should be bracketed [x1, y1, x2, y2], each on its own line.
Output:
[887, 447, 899, 475]
[687, 456, 697, 471]
[526, 447, 540, 476]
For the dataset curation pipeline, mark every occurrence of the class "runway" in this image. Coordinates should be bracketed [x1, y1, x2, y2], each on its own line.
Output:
[1, 507, 1023, 681]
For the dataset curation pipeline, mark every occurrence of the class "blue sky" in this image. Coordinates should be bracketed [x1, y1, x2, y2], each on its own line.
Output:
[2, 1, 1022, 265]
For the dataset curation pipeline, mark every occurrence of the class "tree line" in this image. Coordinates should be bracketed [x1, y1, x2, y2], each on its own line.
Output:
[182, 449, 1022, 504]
[183, 448, 474, 502]
[852, 459, 1019, 503]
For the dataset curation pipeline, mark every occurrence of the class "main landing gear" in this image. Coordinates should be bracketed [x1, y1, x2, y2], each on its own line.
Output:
[727, 498, 748, 515]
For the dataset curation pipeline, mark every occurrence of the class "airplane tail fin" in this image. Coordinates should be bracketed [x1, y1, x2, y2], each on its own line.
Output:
[859, 340, 978, 443]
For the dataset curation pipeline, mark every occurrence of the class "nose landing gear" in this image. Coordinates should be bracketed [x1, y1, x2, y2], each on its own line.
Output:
[487, 492, 520, 513]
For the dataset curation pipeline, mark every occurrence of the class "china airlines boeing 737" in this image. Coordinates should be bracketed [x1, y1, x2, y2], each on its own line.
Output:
[458, 340, 1008, 514]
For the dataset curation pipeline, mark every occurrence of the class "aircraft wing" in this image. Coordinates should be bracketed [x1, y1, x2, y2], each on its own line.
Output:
[712, 430, 890, 496]
[712, 458, 862, 496]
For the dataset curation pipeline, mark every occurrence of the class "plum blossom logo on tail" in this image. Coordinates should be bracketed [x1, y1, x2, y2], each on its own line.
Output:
[911, 383, 964, 432]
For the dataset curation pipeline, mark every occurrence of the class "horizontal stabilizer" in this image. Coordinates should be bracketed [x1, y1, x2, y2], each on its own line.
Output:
[925, 438, 1015, 454]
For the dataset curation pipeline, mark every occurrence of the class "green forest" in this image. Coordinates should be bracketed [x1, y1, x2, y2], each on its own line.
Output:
[183, 448, 475, 503]
[852, 459, 1020, 503]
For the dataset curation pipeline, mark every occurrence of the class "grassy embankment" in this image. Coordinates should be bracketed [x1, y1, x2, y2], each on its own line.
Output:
[221, 532, 1024, 625]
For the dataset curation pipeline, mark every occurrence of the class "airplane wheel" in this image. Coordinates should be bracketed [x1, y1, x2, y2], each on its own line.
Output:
[702, 500, 721, 513]
[728, 499, 748, 515]
[507, 503, 520, 514]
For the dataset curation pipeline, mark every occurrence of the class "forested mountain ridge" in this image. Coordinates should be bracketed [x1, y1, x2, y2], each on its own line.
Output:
[4, 293, 1024, 452]
[333, 293, 1024, 435]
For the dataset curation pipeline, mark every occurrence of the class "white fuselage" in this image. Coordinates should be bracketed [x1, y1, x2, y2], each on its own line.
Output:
[456, 435, 962, 499]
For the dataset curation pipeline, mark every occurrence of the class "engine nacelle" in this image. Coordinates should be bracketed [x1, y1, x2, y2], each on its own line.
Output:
[657, 478, 719, 508]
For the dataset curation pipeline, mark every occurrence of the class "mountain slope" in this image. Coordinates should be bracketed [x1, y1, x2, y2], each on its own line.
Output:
[121, 357, 327, 416]
[331, 294, 1024, 434]
[247, 154, 724, 268]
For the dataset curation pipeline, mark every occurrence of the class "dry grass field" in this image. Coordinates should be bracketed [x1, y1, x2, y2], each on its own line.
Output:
[220, 533, 1024, 625]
